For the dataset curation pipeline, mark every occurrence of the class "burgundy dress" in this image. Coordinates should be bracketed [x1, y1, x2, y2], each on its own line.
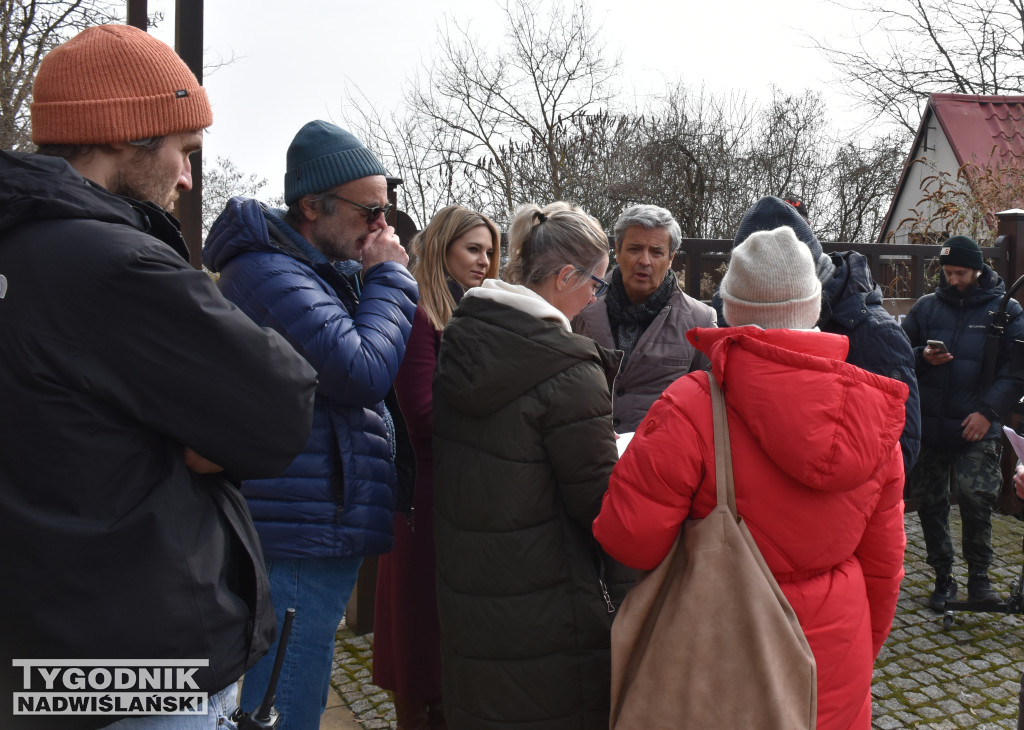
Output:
[373, 305, 444, 700]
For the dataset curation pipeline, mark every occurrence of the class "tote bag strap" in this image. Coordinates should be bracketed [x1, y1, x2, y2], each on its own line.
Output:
[708, 372, 737, 518]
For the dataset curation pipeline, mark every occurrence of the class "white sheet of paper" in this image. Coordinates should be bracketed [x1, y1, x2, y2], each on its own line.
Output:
[1002, 426, 1024, 463]
[616, 431, 635, 458]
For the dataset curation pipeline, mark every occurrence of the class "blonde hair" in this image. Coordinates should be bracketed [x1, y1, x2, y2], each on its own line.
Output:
[409, 205, 501, 331]
[504, 202, 608, 287]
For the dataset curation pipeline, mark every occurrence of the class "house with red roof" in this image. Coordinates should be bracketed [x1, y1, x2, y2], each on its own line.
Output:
[879, 93, 1024, 244]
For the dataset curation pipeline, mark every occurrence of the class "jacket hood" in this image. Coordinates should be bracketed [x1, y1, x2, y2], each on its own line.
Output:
[687, 326, 907, 493]
[818, 249, 884, 328]
[734, 196, 819, 250]
[203, 196, 278, 272]
[435, 294, 620, 417]
[733, 196, 835, 284]
[0, 151, 191, 261]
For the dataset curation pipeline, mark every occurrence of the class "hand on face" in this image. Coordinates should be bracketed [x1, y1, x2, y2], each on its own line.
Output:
[362, 224, 409, 270]
[305, 176, 405, 265]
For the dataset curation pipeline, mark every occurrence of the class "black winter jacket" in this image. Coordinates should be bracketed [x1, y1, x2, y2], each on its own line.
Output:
[432, 287, 633, 730]
[901, 266, 1024, 449]
[0, 152, 317, 727]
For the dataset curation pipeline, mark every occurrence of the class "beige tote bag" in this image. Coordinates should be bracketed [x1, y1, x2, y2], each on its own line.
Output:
[609, 373, 817, 729]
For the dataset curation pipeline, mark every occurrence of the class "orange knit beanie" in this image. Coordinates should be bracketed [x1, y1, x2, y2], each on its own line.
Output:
[31, 25, 212, 145]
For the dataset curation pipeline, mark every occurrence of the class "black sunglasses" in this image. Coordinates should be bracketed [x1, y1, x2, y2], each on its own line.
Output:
[325, 193, 394, 224]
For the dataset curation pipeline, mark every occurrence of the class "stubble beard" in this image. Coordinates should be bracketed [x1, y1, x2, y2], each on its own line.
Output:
[107, 155, 177, 210]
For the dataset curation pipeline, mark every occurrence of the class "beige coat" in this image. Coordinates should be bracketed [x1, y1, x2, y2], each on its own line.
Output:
[573, 284, 717, 432]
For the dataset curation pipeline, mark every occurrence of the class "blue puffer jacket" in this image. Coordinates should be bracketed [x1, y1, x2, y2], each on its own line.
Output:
[204, 197, 418, 559]
[714, 250, 921, 473]
[901, 266, 1024, 450]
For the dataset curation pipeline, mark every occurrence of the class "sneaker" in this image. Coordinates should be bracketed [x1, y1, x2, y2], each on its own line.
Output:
[929, 574, 958, 612]
[967, 574, 1000, 603]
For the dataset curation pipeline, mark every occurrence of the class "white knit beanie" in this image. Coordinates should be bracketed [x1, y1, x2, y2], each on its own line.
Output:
[719, 226, 822, 329]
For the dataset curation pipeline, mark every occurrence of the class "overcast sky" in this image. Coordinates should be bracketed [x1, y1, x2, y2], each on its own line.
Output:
[145, 0, 878, 201]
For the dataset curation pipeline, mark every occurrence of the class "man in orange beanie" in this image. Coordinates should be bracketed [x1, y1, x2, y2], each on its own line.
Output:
[0, 25, 319, 729]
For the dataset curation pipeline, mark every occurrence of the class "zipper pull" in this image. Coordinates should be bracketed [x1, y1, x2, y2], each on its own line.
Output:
[599, 577, 616, 614]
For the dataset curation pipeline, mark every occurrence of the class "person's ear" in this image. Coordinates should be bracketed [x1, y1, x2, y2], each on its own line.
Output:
[555, 264, 576, 290]
[299, 196, 319, 222]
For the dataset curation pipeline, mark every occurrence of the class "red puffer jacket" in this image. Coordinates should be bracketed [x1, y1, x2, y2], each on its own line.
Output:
[594, 326, 907, 730]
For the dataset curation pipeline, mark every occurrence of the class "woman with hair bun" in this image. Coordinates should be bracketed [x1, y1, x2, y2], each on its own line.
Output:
[373, 205, 500, 729]
[432, 202, 632, 730]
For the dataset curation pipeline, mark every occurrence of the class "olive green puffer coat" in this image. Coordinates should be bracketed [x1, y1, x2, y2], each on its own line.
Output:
[433, 289, 631, 730]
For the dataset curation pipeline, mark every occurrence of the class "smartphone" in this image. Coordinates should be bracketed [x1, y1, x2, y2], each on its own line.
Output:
[927, 340, 948, 354]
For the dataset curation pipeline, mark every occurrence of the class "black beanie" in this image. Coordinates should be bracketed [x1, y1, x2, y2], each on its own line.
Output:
[939, 235, 983, 270]
[734, 196, 821, 260]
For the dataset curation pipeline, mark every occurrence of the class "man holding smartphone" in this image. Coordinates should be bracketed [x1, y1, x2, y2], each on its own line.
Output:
[902, 236, 1024, 612]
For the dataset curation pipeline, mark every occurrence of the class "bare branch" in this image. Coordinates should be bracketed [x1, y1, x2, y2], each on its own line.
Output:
[816, 0, 1024, 133]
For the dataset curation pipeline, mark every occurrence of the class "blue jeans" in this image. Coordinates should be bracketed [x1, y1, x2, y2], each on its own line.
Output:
[239, 556, 363, 730]
[106, 682, 238, 729]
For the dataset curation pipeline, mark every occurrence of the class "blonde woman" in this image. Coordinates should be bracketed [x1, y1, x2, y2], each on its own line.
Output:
[432, 202, 633, 729]
[373, 205, 500, 729]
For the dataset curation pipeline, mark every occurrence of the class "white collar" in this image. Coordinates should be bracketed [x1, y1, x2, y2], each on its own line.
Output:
[463, 279, 571, 331]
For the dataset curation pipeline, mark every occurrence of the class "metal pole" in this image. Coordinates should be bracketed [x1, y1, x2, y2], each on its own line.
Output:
[126, 0, 148, 30]
[174, 0, 204, 268]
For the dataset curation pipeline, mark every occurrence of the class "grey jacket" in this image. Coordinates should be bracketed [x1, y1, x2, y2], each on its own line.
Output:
[573, 284, 717, 432]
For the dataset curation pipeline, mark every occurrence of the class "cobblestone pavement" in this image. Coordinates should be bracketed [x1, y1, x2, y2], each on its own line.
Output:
[330, 509, 1024, 729]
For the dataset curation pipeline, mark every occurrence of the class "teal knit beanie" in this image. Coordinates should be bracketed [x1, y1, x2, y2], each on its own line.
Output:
[284, 120, 387, 205]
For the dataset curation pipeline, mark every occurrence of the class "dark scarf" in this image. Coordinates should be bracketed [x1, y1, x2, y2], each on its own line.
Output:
[605, 267, 677, 363]
[447, 276, 466, 307]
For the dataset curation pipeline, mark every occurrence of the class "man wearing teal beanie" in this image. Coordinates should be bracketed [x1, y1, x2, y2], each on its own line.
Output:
[204, 120, 418, 729]
[902, 234, 1024, 612]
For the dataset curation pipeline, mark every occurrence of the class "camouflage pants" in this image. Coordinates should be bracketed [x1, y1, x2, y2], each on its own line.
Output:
[909, 440, 1002, 576]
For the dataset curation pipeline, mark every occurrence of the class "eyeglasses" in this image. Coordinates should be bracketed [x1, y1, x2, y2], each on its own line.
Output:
[325, 193, 394, 225]
[576, 267, 609, 298]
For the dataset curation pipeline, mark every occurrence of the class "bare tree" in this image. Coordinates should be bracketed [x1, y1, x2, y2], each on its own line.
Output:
[631, 87, 902, 243]
[348, 1, 903, 244]
[817, 0, 1024, 134]
[202, 156, 282, 237]
[349, 79, 474, 229]
[346, 0, 621, 228]
[0, 0, 121, 151]
[815, 136, 907, 242]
